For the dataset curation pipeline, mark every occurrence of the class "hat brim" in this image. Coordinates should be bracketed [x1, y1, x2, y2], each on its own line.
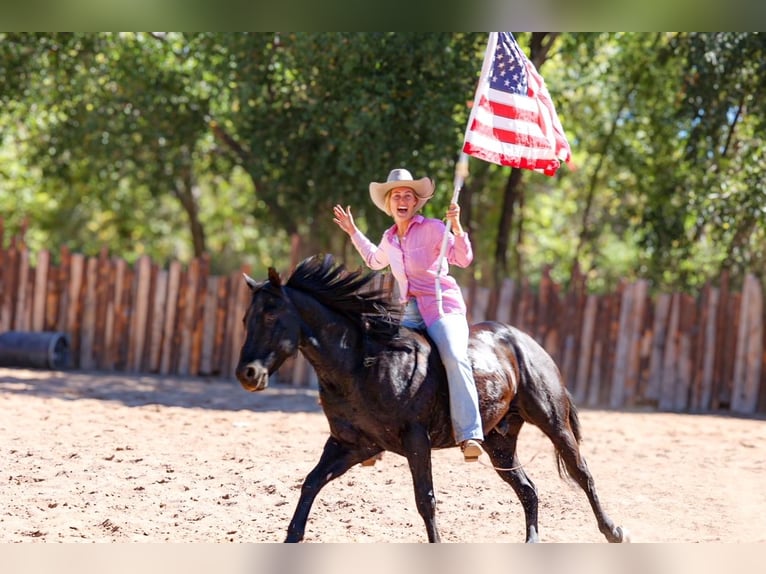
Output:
[369, 177, 434, 216]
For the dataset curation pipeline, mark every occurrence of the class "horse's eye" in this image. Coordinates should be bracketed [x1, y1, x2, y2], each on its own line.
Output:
[263, 313, 277, 327]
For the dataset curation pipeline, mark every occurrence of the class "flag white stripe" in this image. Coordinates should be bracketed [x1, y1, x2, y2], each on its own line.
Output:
[464, 130, 560, 162]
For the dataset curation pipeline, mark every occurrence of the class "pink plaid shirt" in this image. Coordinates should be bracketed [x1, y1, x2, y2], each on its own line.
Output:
[350, 214, 473, 327]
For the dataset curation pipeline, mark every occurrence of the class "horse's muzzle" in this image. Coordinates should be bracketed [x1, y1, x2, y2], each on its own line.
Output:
[235, 361, 270, 392]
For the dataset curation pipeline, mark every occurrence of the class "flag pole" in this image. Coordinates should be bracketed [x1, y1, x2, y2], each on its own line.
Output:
[435, 33, 497, 317]
[435, 153, 469, 317]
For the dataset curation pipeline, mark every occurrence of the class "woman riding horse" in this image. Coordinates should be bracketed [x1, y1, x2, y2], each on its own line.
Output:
[333, 168, 484, 462]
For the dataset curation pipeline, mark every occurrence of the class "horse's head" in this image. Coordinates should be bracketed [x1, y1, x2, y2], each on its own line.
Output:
[235, 267, 301, 392]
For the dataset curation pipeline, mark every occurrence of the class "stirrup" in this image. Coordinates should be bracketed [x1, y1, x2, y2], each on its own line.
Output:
[360, 452, 384, 467]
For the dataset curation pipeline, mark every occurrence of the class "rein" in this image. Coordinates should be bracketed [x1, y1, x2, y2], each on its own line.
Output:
[477, 449, 541, 472]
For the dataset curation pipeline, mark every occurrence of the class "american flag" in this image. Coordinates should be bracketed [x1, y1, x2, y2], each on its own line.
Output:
[462, 32, 571, 176]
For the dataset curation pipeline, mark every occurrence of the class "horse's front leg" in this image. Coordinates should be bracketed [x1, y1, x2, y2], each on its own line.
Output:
[402, 424, 440, 542]
[284, 436, 367, 542]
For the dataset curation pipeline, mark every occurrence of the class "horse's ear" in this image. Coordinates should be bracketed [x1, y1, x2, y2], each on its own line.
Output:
[268, 267, 282, 287]
[243, 273, 260, 291]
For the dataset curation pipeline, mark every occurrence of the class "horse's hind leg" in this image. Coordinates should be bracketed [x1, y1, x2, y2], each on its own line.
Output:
[402, 424, 440, 542]
[553, 433, 626, 542]
[284, 436, 374, 542]
[540, 401, 627, 543]
[483, 418, 540, 543]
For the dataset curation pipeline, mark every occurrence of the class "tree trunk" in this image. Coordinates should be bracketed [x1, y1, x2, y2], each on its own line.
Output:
[494, 167, 524, 286]
[174, 167, 207, 258]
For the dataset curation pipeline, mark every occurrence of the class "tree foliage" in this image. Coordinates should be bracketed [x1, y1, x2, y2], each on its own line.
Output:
[2, 32, 765, 291]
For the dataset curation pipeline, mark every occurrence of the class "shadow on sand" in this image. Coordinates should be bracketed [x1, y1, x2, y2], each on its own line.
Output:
[0, 368, 322, 414]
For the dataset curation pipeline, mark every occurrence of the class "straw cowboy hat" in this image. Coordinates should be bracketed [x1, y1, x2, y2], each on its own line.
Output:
[369, 168, 435, 216]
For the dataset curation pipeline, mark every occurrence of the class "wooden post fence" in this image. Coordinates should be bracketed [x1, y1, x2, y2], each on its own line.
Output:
[1, 229, 765, 415]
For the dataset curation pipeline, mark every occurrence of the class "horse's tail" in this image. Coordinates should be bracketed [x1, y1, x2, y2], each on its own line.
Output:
[555, 388, 582, 480]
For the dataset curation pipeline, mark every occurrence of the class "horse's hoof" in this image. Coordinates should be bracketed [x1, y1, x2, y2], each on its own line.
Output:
[616, 526, 631, 543]
[524, 536, 539, 543]
[284, 531, 304, 543]
[524, 527, 540, 543]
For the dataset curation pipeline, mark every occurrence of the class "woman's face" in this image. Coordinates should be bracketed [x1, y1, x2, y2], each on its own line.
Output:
[388, 187, 418, 223]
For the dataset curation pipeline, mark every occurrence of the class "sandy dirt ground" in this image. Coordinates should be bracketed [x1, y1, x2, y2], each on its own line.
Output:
[1, 367, 765, 543]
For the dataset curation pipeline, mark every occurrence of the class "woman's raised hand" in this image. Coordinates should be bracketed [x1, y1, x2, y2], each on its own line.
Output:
[333, 204, 357, 236]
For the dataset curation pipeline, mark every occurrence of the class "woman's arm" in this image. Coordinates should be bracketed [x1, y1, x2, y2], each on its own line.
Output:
[333, 204, 389, 270]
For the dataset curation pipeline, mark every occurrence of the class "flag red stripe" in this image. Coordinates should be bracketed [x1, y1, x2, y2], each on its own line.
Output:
[480, 95, 540, 124]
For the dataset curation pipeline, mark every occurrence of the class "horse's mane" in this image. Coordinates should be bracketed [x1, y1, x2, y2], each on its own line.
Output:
[285, 254, 402, 341]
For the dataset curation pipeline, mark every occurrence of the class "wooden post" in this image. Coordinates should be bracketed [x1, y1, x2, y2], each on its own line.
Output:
[0, 245, 18, 332]
[79, 257, 98, 371]
[574, 294, 597, 404]
[128, 255, 152, 373]
[199, 276, 219, 376]
[176, 261, 198, 376]
[560, 268, 584, 393]
[93, 249, 111, 370]
[586, 339, 602, 407]
[111, 259, 131, 371]
[518, 279, 535, 336]
[0, 244, 8, 333]
[609, 282, 634, 408]
[55, 247, 70, 334]
[560, 334, 576, 391]
[697, 286, 719, 411]
[732, 274, 763, 414]
[44, 256, 60, 332]
[646, 293, 672, 404]
[148, 269, 169, 373]
[66, 253, 85, 368]
[141, 263, 158, 371]
[211, 276, 229, 376]
[761, 299, 766, 414]
[673, 295, 696, 411]
[14, 247, 30, 331]
[495, 278, 515, 325]
[220, 273, 239, 379]
[714, 273, 736, 409]
[624, 280, 648, 405]
[159, 261, 181, 375]
[31, 249, 50, 332]
[659, 294, 680, 410]
[472, 286, 490, 323]
[601, 287, 621, 405]
[189, 256, 209, 376]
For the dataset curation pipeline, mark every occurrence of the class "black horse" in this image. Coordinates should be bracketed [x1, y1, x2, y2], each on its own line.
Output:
[236, 254, 628, 543]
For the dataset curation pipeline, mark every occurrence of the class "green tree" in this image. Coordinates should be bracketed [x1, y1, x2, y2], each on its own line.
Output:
[196, 32, 485, 267]
[1, 33, 215, 261]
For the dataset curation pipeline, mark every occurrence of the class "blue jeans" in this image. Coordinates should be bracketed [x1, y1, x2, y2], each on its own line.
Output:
[402, 300, 484, 444]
